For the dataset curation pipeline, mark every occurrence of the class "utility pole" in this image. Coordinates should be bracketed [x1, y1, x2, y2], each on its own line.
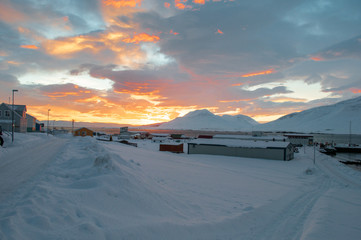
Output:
[47, 109, 51, 135]
[349, 121, 352, 146]
[72, 119, 74, 135]
[11, 89, 18, 142]
[313, 143, 316, 165]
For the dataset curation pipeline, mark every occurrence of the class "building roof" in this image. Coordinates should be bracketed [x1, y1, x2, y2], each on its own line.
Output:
[26, 113, 36, 120]
[284, 134, 313, 138]
[213, 134, 287, 141]
[74, 127, 94, 132]
[151, 133, 170, 137]
[0, 103, 26, 118]
[189, 139, 291, 149]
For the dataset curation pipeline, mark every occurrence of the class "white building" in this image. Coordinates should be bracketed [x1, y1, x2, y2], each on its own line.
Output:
[188, 139, 294, 161]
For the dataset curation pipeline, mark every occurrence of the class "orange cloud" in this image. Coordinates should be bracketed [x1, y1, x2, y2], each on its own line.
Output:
[193, 0, 205, 4]
[7, 61, 21, 65]
[18, 27, 30, 34]
[310, 56, 324, 61]
[42, 31, 146, 67]
[42, 35, 97, 56]
[122, 33, 160, 44]
[170, 30, 179, 35]
[241, 68, 275, 77]
[164, 2, 171, 8]
[102, 0, 142, 8]
[175, 0, 192, 9]
[47, 92, 82, 98]
[20, 45, 39, 49]
[216, 29, 224, 34]
[231, 82, 245, 87]
[0, 1, 27, 23]
[350, 88, 361, 94]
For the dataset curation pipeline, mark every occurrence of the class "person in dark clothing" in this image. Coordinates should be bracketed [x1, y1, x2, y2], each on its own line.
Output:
[0, 126, 4, 147]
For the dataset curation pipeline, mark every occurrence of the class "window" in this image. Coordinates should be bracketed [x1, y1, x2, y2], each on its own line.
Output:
[0, 110, 2, 117]
[5, 110, 10, 117]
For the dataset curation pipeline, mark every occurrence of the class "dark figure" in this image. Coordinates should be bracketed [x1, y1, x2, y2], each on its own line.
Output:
[0, 126, 3, 147]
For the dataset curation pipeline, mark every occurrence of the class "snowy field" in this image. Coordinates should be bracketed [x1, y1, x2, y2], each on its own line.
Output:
[1, 133, 361, 239]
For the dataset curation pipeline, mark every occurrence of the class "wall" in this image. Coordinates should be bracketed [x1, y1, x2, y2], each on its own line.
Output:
[188, 144, 289, 161]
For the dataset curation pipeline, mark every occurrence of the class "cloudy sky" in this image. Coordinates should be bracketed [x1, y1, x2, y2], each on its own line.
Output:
[1, 0, 360, 125]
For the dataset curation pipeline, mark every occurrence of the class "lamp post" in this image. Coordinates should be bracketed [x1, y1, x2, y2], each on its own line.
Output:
[47, 109, 51, 135]
[12, 89, 18, 142]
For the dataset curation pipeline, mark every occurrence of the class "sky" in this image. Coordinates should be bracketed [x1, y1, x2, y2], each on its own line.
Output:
[0, 0, 361, 125]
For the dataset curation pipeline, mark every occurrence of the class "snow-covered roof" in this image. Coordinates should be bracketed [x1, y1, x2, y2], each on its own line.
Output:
[284, 134, 313, 138]
[189, 139, 291, 149]
[213, 134, 287, 141]
[152, 136, 170, 140]
[151, 133, 170, 137]
[74, 127, 94, 131]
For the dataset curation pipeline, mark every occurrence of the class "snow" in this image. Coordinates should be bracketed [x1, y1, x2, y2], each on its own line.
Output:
[159, 109, 259, 131]
[255, 96, 361, 134]
[156, 96, 361, 134]
[1, 133, 361, 239]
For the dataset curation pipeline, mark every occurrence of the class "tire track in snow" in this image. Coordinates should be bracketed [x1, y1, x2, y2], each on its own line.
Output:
[316, 152, 361, 188]
[0, 138, 68, 202]
[240, 176, 330, 240]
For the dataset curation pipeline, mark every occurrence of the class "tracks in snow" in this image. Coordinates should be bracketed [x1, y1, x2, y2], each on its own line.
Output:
[0, 138, 68, 202]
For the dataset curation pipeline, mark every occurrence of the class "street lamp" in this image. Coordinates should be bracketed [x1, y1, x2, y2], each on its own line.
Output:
[12, 89, 18, 142]
[47, 109, 51, 135]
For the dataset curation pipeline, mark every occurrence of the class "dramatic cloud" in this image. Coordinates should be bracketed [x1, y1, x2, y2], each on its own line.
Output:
[1, 0, 360, 125]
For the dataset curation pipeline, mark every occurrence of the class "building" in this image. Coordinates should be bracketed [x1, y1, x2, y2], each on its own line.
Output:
[284, 134, 314, 146]
[188, 139, 294, 161]
[170, 134, 185, 139]
[151, 133, 171, 143]
[213, 134, 287, 142]
[26, 113, 36, 132]
[73, 127, 94, 137]
[197, 134, 213, 139]
[160, 143, 184, 153]
[36, 122, 44, 132]
[0, 103, 27, 133]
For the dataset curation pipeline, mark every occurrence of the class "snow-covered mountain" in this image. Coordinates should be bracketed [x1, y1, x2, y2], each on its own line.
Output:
[159, 109, 259, 131]
[255, 96, 361, 134]
[157, 96, 361, 133]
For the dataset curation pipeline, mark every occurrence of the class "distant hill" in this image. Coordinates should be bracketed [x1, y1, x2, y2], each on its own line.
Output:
[158, 109, 259, 131]
[254, 96, 361, 134]
[39, 120, 129, 129]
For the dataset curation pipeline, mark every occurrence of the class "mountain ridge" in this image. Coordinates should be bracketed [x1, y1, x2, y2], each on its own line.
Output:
[157, 96, 361, 134]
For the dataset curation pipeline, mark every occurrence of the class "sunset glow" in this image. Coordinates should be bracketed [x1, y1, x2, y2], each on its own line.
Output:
[122, 33, 160, 44]
[241, 68, 275, 78]
[102, 0, 142, 8]
[350, 88, 361, 94]
[0, 0, 360, 126]
[20, 45, 38, 49]
[310, 56, 324, 61]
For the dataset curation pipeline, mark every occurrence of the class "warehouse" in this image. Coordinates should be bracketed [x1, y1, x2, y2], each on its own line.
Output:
[188, 139, 294, 161]
[284, 134, 314, 146]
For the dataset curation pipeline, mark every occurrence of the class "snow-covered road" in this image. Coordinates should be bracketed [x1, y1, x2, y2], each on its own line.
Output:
[0, 134, 360, 239]
[0, 135, 68, 201]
